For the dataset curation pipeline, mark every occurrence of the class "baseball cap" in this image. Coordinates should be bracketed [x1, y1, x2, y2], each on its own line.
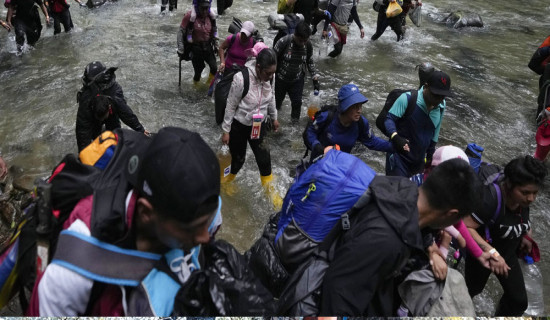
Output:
[427, 70, 452, 97]
[240, 21, 254, 37]
[198, 0, 210, 7]
[134, 127, 220, 223]
[431, 145, 469, 167]
[338, 84, 368, 113]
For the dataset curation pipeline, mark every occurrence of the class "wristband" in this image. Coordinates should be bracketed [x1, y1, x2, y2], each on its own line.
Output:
[489, 248, 500, 257]
[390, 132, 398, 139]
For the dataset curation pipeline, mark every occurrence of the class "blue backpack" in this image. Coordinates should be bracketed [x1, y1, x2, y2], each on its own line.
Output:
[274, 150, 376, 272]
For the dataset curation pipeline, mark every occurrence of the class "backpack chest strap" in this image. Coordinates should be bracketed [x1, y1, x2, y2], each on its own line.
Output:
[52, 230, 161, 287]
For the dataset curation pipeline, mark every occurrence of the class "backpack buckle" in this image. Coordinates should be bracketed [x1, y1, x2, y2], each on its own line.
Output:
[341, 212, 350, 230]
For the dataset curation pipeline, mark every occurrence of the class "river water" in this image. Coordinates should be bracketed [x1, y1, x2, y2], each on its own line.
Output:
[0, 0, 549, 316]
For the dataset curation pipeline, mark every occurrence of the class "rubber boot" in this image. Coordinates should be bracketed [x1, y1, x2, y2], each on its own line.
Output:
[205, 72, 215, 85]
[260, 174, 283, 211]
[221, 173, 237, 196]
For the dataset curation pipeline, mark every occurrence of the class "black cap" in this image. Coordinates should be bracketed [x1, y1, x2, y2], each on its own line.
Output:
[427, 70, 452, 97]
[198, 0, 210, 7]
[134, 127, 220, 223]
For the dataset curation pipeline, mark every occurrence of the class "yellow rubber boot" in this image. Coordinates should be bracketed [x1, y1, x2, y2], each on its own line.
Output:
[221, 173, 237, 196]
[205, 73, 215, 85]
[260, 174, 283, 211]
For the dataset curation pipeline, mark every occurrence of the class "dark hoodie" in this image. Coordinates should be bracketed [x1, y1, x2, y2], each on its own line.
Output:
[320, 175, 424, 316]
[76, 70, 145, 151]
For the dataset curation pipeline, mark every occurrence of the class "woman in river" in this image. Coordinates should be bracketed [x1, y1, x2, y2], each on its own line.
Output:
[463, 155, 547, 316]
[220, 43, 282, 208]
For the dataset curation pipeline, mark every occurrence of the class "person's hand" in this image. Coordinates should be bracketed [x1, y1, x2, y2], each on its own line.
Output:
[219, 62, 225, 73]
[313, 143, 324, 157]
[0, 20, 11, 32]
[488, 250, 511, 277]
[518, 236, 533, 257]
[322, 30, 328, 39]
[222, 132, 230, 145]
[360, 28, 365, 39]
[45, 16, 50, 24]
[323, 10, 331, 20]
[391, 133, 409, 154]
[272, 119, 280, 132]
[143, 130, 151, 137]
[0, 156, 7, 180]
[476, 251, 492, 269]
[429, 247, 448, 280]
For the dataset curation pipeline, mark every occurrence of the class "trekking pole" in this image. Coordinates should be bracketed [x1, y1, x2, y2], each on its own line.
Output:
[178, 57, 182, 87]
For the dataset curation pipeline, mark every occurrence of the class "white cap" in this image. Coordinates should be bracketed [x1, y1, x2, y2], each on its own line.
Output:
[431, 145, 469, 167]
[240, 21, 255, 37]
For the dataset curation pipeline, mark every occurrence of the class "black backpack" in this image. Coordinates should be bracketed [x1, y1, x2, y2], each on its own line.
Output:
[375, 89, 418, 137]
[214, 66, 250, 125]
[2, 129, 151, 311]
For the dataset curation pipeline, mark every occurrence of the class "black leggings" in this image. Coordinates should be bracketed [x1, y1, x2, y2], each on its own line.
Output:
[13, 16, 42, 48]
[465, 241, 528, 316]
[191, 43, 217, 81]
[228, 119, 272, 177]
[275, 77, 305, 120]
[160, 0, 177, 11]
[371, 8, 403, 41]
[52, 9, 73, 35]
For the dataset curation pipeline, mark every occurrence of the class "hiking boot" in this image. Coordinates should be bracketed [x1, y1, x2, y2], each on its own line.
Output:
[260, 174, 283, 211]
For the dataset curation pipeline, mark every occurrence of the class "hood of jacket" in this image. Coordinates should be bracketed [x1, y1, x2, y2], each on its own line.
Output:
[369, 176, 424, 250]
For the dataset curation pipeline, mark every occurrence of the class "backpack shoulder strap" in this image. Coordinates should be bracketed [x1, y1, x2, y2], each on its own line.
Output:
[318, 106, 337, 133]
[241, 68, 250, 99]
[484, 174, 502, 243]
[402, 90, 418, 119]
[52, 230, 161, 286]
[227, 34, 237, 52]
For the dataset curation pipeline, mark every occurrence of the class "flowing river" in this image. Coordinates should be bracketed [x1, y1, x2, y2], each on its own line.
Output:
[1, 0, 549, 315]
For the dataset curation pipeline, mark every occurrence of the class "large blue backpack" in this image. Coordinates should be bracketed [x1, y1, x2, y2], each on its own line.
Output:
[274, 150, 376, 272]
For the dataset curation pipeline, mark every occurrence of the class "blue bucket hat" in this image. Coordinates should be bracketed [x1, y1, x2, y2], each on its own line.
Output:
[338, 84, 368, 113]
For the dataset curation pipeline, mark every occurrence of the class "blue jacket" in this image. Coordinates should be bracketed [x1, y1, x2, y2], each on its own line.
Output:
[384, 87, 445, 171]
[306, 111, 393, 153]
